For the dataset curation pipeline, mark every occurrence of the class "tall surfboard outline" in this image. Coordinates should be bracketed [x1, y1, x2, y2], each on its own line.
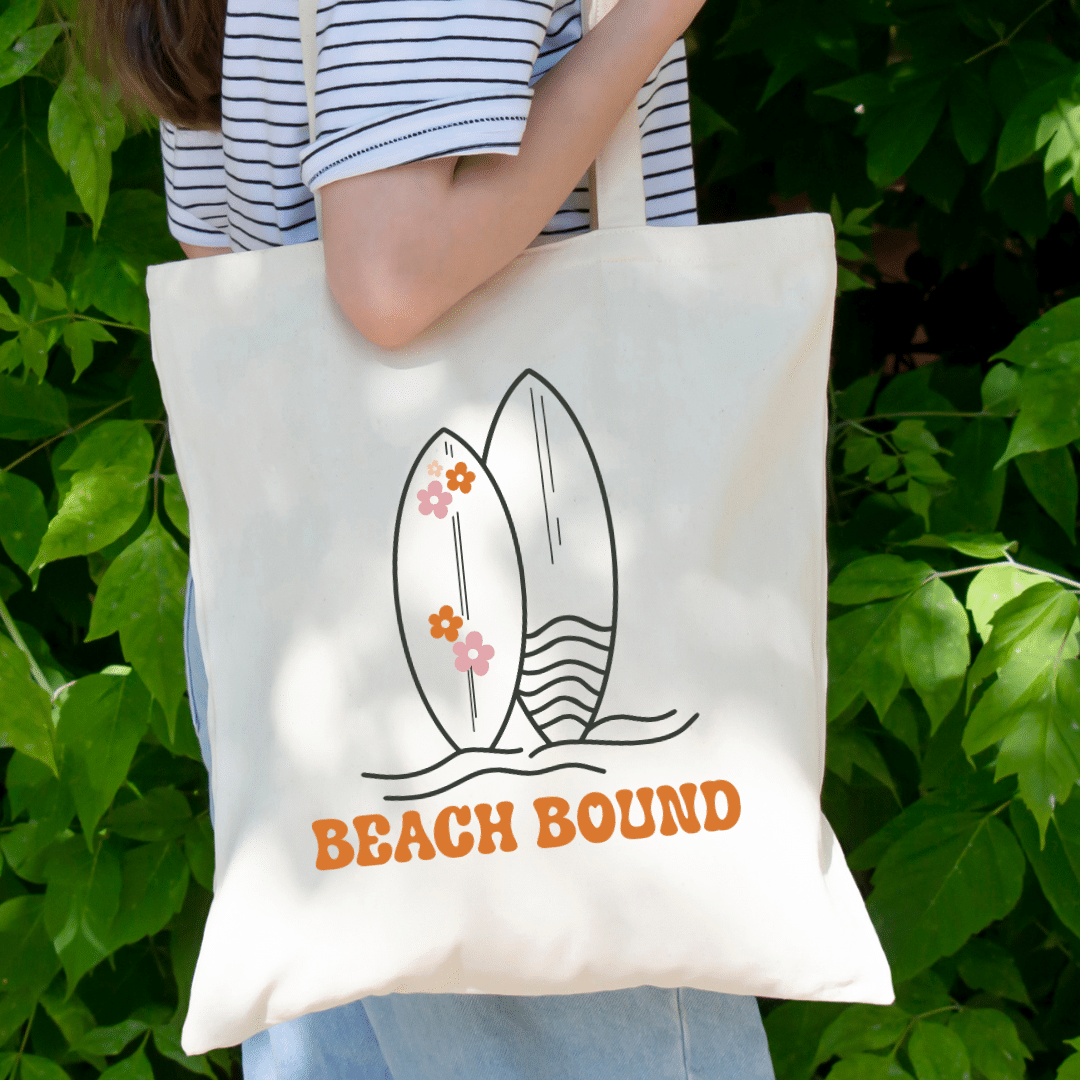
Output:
[482, 369, 619, 743]
[391, 428, 528, 752]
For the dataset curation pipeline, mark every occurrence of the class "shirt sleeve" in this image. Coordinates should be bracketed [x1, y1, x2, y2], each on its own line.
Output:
[160, 121, 230, 248]
[299, 0, 549, 192]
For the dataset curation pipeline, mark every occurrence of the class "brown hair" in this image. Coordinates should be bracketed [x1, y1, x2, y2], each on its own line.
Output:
[89, 0, 226, 129]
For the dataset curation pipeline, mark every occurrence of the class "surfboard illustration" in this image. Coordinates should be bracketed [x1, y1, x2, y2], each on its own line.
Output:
[482, 371, 616, 743]
[376, 372, 699, 803]
[392, 430, 525, 751]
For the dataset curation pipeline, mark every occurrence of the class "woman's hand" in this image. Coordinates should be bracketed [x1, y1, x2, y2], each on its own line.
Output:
[320, 0, 706, 350]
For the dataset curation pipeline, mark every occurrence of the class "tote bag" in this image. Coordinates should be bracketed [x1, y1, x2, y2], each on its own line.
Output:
[147, 0, 893, 1053]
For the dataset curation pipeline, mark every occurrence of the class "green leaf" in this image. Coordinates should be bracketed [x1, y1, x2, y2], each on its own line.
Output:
[836, 373, 880, 420]
[828, 599, 905, 720]
[985, 663, 1080, 836]
[995, 297, 1080, 366]
[0, 894, 61, 1012]
[880, 694, 922, 760]
[764, 1001, 848, 1080]
[42, 837, 122, 991]
[106, 787, 191, 842]
[902, 479, 932, 530]
[981, 365, 1021, 416]
[866, 83, 948, 188]
[62, 321, 115, 382]
[949, 1008, 1030, 1080]
[1015, 447, 1077, 543]
[57, 672, 153, 840]
[0, 0, 44, 52]
[39, 987, 96, 1052]
[907, 1020, 970, 1080]
[161, 474, 189, 537]
[111, 840, 189, 948]
[903, 452, 953, 487]
[0, 470, 47, 572]
[954, 939, 1031, 1006]
[950, 69, 996, 164]
[32, 469, 149, 568]
[47, 65, 124, 234]
[0, 108, 74, 281]
[85, 516, 189, 721]
[999, 364, 1080, 464]
[1010, 797, 1080, 937]
[0, 636, 55, 772]
[71, 191, 183, 333]
[73, 1019, 149, 1057]
[830, 556, 931, 605]
[997, 68, 1080, 173]
[0, 372, 68, 440]
[1060, 1051, 1080, 1080]
[0, 22, 62, 88]
[900, 579, 970, 732]
[966, 566, 1050, 643]
[827, 725, 899, 799]
[930, 419, 1010, 535]
[183, 814, 213, 892]
[689, 92, 736, 141]
[838, 266, 871, 292]
[828, 1056, 912, 1079]
[868, 455, 900, 483]
[151, 1022, 216, 1078]
[98, 1047, 154, 1080]
[814, 1004, 911, 1066]
[905, 534, 1015, 560]
[966, 583, 1077, 706]
[18, 1056, 69, 1080]
[892, 420, 942, 455]
[867, 812, 1026, 982]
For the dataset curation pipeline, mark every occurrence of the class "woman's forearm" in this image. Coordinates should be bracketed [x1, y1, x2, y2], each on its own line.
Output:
[320, 0, 705, 349]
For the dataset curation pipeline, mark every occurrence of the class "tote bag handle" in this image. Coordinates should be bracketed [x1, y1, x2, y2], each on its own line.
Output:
[297, 0, 648, 232]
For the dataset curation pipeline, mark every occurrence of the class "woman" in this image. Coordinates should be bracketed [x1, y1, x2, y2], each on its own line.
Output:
[96, 0, 777, 1075]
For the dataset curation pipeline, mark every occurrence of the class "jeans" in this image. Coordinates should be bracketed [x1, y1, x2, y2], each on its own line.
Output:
[184, 577, 775, 1080]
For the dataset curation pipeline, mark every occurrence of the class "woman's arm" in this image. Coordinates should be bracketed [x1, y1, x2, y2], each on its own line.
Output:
[180, 242, 230, 258]
[321, 0, 705, 349]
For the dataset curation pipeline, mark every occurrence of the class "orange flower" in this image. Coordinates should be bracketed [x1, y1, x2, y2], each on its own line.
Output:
[446, 461, 475, 494]
[428, 605, 463, 642]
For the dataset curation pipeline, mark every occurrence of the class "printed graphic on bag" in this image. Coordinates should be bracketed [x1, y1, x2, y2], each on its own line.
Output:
[372, 371, 699, 802]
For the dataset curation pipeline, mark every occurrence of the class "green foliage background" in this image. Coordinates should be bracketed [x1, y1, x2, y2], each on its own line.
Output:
[0, 0, 1079, 1078]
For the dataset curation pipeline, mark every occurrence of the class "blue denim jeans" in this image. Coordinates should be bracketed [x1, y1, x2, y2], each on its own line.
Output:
[184, 578, 775, 1080]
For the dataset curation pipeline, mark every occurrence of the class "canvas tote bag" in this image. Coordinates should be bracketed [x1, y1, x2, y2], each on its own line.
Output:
[147, 0, 893, 1053]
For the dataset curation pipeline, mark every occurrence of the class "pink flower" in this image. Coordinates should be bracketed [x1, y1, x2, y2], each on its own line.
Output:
[427, 459, 442, 477]
[417, 481, 452, 519]
[453, 631, 494, 676]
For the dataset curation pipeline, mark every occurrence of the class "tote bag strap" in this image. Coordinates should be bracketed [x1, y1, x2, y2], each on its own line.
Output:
[296, 0, 646, 231]
[582, 0, 648, 230]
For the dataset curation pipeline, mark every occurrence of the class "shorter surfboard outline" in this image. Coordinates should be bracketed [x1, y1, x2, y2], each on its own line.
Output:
[482, 369, 619, 744]
[392, 428, 528, 753]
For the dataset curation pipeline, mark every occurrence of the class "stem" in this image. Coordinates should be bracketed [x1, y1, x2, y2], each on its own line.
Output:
[0, 591, 50, 692]
[2, 396, 132, 472]
[966, 0, 1054, 63]
[835, 410, 992, 432]
[14, 1002, 35, 1072]
[890, 1005, 961, 1056]
[28, 313, 133, 331]
[928, 561, 1080, 591]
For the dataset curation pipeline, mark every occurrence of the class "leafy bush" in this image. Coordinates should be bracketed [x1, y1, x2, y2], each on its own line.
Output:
[1, 0, 1080, 1079]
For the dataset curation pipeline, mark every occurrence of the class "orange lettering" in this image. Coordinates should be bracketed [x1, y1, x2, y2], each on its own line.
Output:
[534, 797, 575, 848]
[616, 788, 656, 839]
[657, 784, 701, 836]
[701, 780, 741, 831]
[434, 805, 474, 858]
[312, 819, 355, 870]
[475, 802, 518, 853]
[576, 792, 616, 843]
[353, 814, 392, 866]
[394, 810, 437, 862]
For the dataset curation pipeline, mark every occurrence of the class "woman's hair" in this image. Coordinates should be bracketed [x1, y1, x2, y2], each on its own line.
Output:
[89, 0, 226, 128]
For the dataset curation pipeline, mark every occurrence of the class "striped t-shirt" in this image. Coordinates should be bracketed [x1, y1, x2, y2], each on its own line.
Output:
[160, 0, 697, 251]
